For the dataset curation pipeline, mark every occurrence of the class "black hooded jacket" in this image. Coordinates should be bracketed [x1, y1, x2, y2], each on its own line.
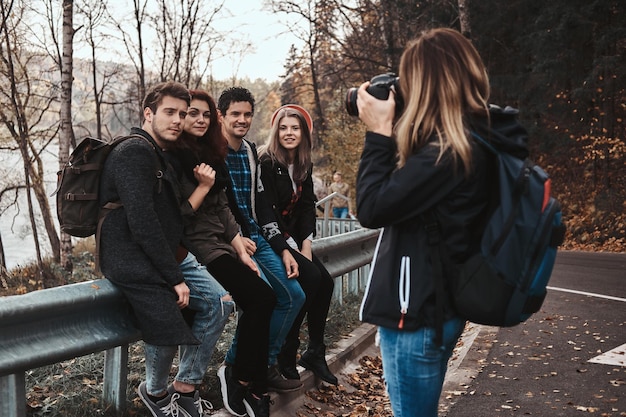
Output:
[357, 105, 529, 330]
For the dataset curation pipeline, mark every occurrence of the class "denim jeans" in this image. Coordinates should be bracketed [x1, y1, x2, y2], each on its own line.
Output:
[145, 253, 234, 394]
[378, 317, 465, 417]
[332, 207, 349, 219]
[225, 236, 305, 366]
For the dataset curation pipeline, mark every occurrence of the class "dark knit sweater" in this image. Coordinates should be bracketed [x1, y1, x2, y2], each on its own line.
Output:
[98, 127, 198, 346]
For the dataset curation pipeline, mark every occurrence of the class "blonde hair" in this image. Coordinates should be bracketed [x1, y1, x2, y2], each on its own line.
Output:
[259, 108, 312, 182]
[394, 28, 490, 175]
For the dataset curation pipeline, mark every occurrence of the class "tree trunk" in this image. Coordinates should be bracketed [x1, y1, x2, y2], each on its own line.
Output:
[0, 230, 6, 277]
[458, 0, 472, 39]
[134, 0, 147, 122]
[59, 0, 74, 272]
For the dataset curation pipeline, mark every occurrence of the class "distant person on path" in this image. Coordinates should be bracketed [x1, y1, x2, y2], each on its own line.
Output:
[169, 89, 277, 417]
[217, 87, 306, 416]
[259, 104, 338, 385]
[98, 81, 211, 417]
[328, 171, 350, 218]
[355, 28, 493, 417]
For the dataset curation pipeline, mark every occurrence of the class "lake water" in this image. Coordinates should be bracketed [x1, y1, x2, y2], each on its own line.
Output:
[0, 149, 58, 271]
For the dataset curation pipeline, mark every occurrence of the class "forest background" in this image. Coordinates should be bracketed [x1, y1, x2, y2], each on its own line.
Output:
[0, 0, 624, 289]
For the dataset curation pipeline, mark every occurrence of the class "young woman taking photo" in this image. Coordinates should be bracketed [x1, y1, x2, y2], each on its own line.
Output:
[355, 28, 498, 417]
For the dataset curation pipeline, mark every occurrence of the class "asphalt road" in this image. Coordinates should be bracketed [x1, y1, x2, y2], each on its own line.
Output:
[443, 251, 626, 417]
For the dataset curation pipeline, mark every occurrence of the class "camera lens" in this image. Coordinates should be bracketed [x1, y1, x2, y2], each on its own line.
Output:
[345, 87, 359, 117]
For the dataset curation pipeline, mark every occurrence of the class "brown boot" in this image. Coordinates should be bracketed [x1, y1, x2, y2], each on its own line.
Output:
[266, 364, 302, 393]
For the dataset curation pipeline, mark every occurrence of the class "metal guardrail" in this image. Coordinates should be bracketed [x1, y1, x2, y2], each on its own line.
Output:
[0, 227, 379, 417]
[315, 217, 361, 238]
[315, 192, 357, 238]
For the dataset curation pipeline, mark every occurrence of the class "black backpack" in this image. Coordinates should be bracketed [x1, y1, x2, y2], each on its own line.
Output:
[53, 134, 160, 237]
[424, 107, 566, 333]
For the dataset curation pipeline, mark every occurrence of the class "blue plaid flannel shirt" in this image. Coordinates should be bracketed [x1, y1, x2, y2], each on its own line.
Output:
[226, 141, 261, 240]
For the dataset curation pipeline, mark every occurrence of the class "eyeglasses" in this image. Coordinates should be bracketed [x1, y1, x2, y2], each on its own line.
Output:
[187, 109, 211, 120]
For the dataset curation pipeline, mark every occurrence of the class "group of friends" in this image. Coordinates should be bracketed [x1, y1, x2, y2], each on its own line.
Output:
[99, 84, 336, 417]
[101, 26, 513, 417]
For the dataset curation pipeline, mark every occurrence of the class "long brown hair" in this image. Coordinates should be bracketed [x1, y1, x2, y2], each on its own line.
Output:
[395, 28, 490, 175]
[178, 89, 228, 166]
[259, 107, 312, 182]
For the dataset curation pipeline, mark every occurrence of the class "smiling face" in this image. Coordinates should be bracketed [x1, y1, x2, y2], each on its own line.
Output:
[220, 101, 253, 147]
[184, 98, 211, 138]
[278, 115, 303, 158]
[143, 95, 188, 148]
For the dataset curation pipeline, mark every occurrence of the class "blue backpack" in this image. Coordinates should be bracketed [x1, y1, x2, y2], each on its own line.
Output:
[425, 107, 566, 330]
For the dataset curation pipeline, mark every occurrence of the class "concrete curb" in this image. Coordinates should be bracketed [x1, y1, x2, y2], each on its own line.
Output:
[209, 323, 377, 416]
[439, 323, 499, 414]
[210, 322, 494, 416]
[270, 323, 377, 416]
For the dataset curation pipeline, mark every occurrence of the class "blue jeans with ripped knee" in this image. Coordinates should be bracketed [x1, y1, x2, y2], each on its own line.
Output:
[145, 252, 234, 395]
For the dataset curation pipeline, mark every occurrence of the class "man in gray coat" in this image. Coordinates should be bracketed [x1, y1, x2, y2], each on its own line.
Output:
[99, 81, 205, 417]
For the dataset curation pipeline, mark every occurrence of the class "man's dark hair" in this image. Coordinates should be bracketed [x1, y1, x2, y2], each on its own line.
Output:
[142, 81, 191, 114]
[217, 86, 255, 115]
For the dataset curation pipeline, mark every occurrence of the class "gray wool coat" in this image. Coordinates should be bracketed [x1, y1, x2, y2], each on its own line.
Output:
[98, 128, 199, 346]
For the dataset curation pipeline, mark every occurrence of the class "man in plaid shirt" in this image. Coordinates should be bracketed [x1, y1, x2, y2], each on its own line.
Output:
[216, 87, 306, 417]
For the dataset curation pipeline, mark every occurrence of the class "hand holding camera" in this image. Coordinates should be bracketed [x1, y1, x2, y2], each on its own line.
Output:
[355, 82, 395, 136]
[345, 73, 403, 136]
[345, 73, 402, 116]
[345, 73, 404, 136]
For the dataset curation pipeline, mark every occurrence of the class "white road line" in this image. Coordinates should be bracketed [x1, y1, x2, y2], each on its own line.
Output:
[547, 286, 626, 303]
[588, 342, 626, 367]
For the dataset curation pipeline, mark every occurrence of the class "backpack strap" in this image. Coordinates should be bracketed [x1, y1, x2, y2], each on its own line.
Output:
[94, 201, 122, 272]
[94, 134, 164, 273]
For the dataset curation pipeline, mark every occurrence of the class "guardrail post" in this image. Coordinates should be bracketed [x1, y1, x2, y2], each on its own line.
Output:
[0, 373, 25, 417]
[332, 275, 344, 305]
[348, 269, 359, 296]
[103, 345, 130, 413]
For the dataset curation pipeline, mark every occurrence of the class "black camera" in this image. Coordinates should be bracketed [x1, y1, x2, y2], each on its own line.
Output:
[345, 73, 403, 117]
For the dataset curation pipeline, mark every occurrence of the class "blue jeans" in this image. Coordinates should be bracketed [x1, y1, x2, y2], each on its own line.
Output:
[226, 236, 305, 366]
[145, 253, 234, 394]
[378, 317, 465, 417]
[333, 207, 349, 218]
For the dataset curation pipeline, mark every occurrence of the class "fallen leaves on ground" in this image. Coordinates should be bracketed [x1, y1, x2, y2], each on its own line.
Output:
[296, 355, 393, 417]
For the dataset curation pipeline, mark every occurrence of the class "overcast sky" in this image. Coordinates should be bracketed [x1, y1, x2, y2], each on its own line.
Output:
[69, 1, 302, 82]
[209, 3, 302, 81]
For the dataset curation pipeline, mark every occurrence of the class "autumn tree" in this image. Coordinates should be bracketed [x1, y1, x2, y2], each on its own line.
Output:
[151, 0, 226, 86]
[0, 0, 61, 285]
[269, 0, 332, 148]
[107, 0, 150, 125]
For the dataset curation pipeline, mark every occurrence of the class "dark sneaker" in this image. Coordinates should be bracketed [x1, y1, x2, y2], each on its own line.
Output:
[243, 392, 272, 417]
[266, 364, 302, 393]
[217, 364, 247, 416]
[137, 381, 191, 417]
[167, 385, 213, 417]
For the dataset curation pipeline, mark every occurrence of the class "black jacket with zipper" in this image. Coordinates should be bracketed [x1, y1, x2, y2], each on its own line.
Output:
[258, 155, 317, 247]
[223, 138, 291, 255]
[357, 107, 528, 331]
